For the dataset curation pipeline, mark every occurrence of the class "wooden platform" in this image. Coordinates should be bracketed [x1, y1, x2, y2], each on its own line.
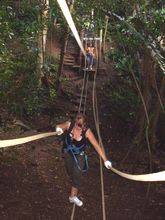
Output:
[83, 68, 96, 72]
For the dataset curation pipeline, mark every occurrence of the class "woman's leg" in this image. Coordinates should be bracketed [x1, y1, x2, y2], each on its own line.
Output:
[70, 186, 78, 197]
[90, 55, 93, 66]
[64, 152, 83, 206]
[89, 55, 93, 69]
[87, 55, 90, 68]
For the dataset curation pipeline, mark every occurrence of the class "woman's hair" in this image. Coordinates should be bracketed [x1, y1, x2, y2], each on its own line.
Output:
[74, 113, 87, 126]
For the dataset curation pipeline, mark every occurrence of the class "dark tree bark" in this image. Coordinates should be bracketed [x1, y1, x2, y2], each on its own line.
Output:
[150, 75, 165, 149]
[134, 48, 154, 146]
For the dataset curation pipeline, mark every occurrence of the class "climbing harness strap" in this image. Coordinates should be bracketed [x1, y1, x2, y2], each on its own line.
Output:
[64, 137, 85, 154]
[64, 137, 88, 172]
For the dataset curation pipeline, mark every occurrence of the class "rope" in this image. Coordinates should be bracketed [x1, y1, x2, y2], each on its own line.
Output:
[83, 73, 89, 115]
[78, 69, 87, 113]
[110, 167, 165, 181]
[78, 38, 89, 114]
[0, 132, 57, 148]
[70, 204, 76, 220]
[129, 66, 150, 124]
[56, 0, 86, 56]
[92, 40, 106, 220]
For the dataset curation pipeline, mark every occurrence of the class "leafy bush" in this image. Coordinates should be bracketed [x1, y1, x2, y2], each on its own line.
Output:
[107, 48, 133, 74]
[110, 86, 139, 122]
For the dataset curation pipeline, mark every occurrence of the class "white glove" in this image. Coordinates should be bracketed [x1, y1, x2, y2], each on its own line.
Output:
[104, 160, 112, 169]
[56, 127, 63, 135]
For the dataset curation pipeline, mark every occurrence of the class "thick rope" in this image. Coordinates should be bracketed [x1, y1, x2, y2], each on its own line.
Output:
[111, 167, 165, 181]
[0, 132, 57, 148]
[56, 0, 86, 56]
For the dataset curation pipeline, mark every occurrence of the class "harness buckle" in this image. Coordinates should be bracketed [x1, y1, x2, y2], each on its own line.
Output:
[80, 151, 84, 156]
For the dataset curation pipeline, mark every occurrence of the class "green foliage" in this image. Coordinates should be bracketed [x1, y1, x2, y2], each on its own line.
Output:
[110, 86, 139, 122]
[0, 0, 52, 117]
[107, 49, 134, 75]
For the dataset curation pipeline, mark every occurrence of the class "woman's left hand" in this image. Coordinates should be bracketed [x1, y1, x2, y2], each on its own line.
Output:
[104, 160, 112, 169]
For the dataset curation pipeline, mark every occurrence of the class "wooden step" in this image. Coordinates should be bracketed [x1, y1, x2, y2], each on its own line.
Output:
[64, 62, 76, 66]
[64, 57, 75, 61]
[72, 65, 80, 69]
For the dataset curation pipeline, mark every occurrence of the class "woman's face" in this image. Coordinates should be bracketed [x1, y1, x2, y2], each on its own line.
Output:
[75, 118, 84, 130]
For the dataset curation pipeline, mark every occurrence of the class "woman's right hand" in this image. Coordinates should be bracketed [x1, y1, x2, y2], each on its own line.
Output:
[56, 127, 63, 135]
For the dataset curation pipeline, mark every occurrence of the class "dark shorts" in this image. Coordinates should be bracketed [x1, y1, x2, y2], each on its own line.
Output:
[63, 151, 87, 188]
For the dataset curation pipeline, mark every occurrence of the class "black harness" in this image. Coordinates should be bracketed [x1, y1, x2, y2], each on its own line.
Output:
[63, 121, 89, 172]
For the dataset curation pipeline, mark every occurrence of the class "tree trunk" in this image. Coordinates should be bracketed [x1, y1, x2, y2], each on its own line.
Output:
[150, 75, 165, 149]
[37, 0, 49, 87]
[56, 28, 70, 90]
[134, 49, 154, 146]
[102, 16, 109, 62]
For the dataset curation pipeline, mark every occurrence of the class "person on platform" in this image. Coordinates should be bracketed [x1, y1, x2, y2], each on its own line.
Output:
[86, 43, 95, 70]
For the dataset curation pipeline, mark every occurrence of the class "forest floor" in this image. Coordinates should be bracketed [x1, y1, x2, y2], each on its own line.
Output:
[0, 40, 165, 220]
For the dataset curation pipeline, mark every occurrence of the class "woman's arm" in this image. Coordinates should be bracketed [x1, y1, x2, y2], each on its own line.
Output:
[86, 128, 108, 162]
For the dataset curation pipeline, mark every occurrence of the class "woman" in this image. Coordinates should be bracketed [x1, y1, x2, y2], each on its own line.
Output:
[86, 43, 95, 70]
[56, 113, 112, 207]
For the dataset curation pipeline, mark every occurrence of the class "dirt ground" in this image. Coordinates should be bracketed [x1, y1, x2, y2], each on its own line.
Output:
[0, 40, 165, 220]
